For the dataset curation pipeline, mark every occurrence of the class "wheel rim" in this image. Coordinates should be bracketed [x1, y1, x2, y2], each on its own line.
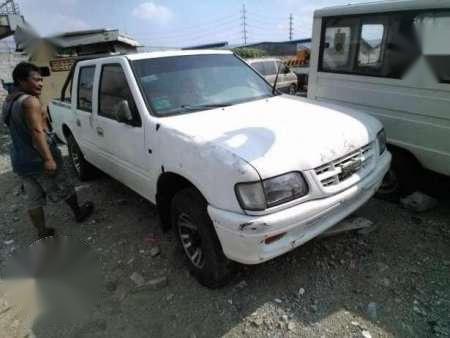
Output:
[378, 169, 399, 194]
[289, 85, 296, 95]
[177, 212, 205, 269]
[69, 142, 81, 174]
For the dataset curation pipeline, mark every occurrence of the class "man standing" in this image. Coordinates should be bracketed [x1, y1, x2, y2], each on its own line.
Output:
[2, 62, 94, 238]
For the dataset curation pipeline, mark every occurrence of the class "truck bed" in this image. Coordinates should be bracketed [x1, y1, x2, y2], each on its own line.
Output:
[48, 99, 72, 143]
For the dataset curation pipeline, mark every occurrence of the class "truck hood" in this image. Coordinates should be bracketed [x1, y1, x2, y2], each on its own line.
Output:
[161, 95, 382, 179]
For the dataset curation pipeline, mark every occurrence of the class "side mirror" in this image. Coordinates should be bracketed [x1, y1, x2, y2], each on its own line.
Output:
[283, 66, 290, 74]
[114, 100, 133, 124]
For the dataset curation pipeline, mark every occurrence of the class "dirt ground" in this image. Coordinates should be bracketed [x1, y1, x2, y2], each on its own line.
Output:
[0, 133, 449, 337]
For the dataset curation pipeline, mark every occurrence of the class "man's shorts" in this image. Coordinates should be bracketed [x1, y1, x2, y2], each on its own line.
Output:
[21, 149, 75, 210]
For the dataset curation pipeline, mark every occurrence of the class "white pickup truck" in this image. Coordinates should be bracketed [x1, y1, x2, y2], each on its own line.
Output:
[49, 50, 391, 288]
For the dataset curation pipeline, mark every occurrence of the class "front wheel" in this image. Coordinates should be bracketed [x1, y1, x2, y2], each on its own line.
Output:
[171, 188, 234, 288]
[66, 134, 97, 181]
[376, 148, 422, 200]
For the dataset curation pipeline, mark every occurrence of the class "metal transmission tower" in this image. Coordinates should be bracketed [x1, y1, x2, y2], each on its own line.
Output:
[241, 4, 248, 45]
[0, 0, 20, 15]
[289, 13, 293, 41]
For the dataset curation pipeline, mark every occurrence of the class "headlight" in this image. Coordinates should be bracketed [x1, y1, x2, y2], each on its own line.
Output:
[377, 129, 387, 155]
[235, 172, 308, 211]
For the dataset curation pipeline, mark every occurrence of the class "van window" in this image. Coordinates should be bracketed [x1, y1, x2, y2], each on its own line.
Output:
[427, 56, 450, 84]
[77, 66, 95, 112]
[416, 12, 450, 84]
[323, 26, 353, 71]
[320, 12, 423, 79]
[358, 24, 384, 67]
[98, 64, 140, 125]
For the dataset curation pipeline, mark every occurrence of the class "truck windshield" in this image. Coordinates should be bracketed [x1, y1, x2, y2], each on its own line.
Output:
[132, 54, 275, 116]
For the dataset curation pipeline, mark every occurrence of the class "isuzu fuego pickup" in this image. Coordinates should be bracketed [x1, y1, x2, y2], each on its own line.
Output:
[49, 50, 391, 287]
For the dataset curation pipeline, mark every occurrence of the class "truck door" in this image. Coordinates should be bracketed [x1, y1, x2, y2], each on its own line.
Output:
[73, 65, 98, 162]
[92, 61, 149, 193]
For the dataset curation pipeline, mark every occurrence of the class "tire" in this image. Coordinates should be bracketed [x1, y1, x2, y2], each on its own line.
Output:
[288, 84, 297, 95]
[66, 134, 97, 181]
[171, 188, 234, 288]
[376, 148, 422, 201]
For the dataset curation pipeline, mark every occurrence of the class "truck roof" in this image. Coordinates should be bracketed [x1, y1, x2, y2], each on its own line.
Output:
[314, 0, 450, 18]
[126, 49, 233, 61]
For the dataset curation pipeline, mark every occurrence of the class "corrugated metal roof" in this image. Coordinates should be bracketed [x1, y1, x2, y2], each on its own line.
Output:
[47, 28, 141, 48]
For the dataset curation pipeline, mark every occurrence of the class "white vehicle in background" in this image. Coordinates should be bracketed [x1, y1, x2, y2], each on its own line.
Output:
[247, 58, 299, 94]
[49, 50, 390, 287]
[308, 0, 450, 197]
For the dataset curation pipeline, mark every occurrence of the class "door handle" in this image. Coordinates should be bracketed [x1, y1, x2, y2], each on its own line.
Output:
[76, 119, 81, 127]
[96, 127, 104, 136]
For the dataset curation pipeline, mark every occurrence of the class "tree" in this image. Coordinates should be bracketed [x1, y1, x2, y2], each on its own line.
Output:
[232, 47, 267, 59]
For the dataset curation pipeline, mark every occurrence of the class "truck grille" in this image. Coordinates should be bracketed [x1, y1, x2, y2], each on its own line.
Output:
[314, 143, 374, 187]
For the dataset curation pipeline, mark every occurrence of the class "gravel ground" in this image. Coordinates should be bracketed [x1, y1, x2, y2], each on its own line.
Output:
[0, 126, 449, 338]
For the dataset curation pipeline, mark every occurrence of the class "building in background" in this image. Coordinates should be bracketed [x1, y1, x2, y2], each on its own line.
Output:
[27, 29, 141, 108]
[239, 38, 311, 57]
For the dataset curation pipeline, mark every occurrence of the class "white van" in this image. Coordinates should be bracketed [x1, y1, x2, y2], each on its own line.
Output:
[308, 0, 450, 196]
[247, 58, 298, 94]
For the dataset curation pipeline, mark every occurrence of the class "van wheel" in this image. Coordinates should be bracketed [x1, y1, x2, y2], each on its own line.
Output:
[377, 149, 422, 200]
[66, 134, 96, 181]
[288, 84, 297, 95]
[171, 188, 234, 288]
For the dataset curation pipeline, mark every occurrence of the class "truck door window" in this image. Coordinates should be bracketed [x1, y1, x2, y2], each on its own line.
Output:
[98, 64, 141, 126]
[358, 24, 385, 67]
[77, 66, 95, 112]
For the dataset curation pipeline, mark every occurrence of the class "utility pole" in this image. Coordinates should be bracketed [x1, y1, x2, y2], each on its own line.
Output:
[241, 4, 248, 45]
[289, 13, 293, 41]
[0, 0, 20, 15]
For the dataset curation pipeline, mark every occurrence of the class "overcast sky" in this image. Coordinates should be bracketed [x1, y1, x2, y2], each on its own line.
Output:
[18, 0, 373, 48]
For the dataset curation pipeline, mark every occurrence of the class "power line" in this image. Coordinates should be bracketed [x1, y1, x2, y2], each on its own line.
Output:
[289, 13, 293, 41]
[134, 19, 240, 41]
[0, 0, 19, 15]
[135, 5, 310, 49]
[241, 4, 247, 45]
[246, 10, 286, 21]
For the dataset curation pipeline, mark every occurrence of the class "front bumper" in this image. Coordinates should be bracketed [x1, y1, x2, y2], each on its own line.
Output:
[208, 151, 391, 265]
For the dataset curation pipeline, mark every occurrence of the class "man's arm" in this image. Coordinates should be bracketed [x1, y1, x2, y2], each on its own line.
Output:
[23, 96, 57, 175]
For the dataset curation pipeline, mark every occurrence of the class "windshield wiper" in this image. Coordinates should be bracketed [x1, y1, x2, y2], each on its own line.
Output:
[272, 63, 282, 95]
[178, 103, 231, 112]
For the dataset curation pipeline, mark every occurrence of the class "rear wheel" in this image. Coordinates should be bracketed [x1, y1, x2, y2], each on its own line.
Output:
[66, 134, 97, 181]
[171, 188, 234, 288]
